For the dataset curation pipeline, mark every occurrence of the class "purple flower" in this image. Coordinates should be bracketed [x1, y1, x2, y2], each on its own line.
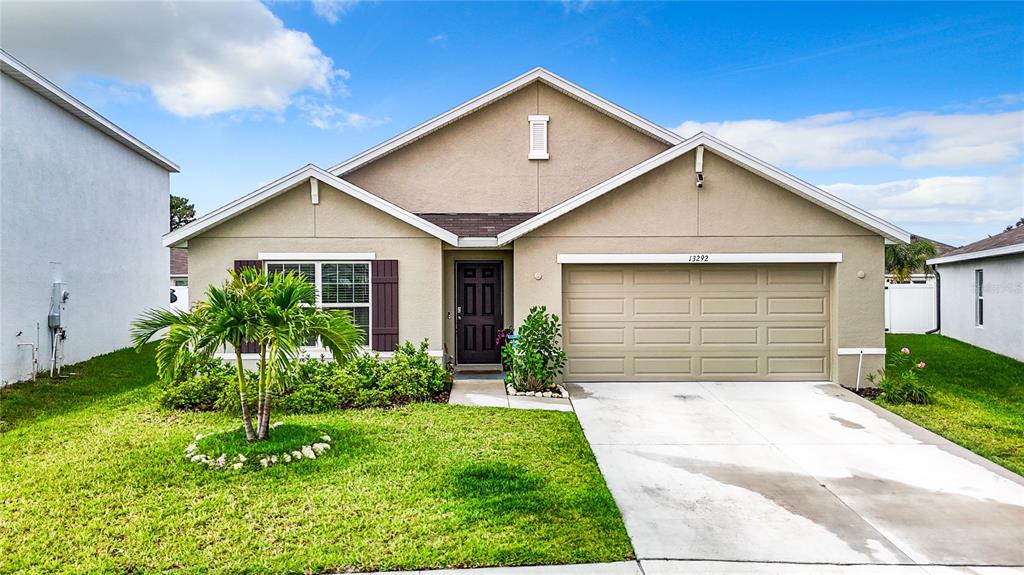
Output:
[900, 347, 910, 355]
[917, 361, 926, 369]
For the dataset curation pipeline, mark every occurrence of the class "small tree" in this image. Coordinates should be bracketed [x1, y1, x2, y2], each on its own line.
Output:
[502, 306, 566, 392]
[886, 238, 938, 283]
[170, 194, 196, 230]
[131, 269, 363, 441]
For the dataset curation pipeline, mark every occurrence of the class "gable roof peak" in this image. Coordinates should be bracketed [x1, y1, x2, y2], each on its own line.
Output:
[327, 67, 683, 176]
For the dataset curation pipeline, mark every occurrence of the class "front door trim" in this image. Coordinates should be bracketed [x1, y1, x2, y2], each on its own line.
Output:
[455, 260, 504, 365]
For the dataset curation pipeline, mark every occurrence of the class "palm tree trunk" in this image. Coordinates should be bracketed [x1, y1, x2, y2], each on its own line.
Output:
[257, 346, 273, 440]
[256, 345, 267, 436]
[235, 348, 256, 442]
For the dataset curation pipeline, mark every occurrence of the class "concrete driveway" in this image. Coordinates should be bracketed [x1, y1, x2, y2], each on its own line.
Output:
[568, 381, 1024, 569]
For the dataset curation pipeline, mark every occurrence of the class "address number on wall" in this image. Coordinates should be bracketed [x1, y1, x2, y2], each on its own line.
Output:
[687, 254, 710, 262]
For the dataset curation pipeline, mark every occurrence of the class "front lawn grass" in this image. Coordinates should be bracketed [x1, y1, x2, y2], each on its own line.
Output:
[882, 334, 1024, 476]
[0, 346, 632, 574]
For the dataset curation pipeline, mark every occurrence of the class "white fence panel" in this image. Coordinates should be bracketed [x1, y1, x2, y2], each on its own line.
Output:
[885, 283, 936, 333]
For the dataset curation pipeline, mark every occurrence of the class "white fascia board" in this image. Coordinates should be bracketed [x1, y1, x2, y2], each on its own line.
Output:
[927, 243, 1024, 265]
[497, 133, 911, 245]
[837, 348, 887, 356]
[258, 252, 376, 261]
[163, 165, 459, 247]
[327, 67, 682, 176]
[556, 253, 843, 264]
[0, 49, 179, 173]
[457, 237, 500, 248]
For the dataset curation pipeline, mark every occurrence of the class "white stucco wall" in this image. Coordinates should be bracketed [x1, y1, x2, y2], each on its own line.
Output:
[0, 74, 170, 384]
[937, 254, 1024, 362]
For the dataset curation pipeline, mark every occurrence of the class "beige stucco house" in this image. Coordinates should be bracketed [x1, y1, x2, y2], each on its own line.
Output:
[166, 68, 910, 387]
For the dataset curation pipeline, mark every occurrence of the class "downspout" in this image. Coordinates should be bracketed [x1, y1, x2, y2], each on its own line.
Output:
[925, 264, 941, 334]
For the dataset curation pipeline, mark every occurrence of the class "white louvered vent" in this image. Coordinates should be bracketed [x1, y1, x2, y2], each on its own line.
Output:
[528, 115, 549, 160]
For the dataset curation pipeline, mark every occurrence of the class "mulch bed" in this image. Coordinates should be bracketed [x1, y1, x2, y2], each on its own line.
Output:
[842, 385, 882, 400]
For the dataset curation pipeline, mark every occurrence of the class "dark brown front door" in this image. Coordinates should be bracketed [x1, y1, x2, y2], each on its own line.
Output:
[456, 261, 503, 364]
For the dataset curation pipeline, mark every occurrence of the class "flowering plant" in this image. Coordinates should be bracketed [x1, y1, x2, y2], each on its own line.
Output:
[867, 346, 932, 405]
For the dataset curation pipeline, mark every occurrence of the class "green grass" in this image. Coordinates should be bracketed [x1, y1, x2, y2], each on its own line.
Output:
[195, 423, 330, 461]
[0, 346, 632, 574]
[881, 334, 1024, 476]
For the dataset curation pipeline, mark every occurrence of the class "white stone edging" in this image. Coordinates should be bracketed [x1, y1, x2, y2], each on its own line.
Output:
[184, 421, 333, 471]
[505, 384, 569, 399]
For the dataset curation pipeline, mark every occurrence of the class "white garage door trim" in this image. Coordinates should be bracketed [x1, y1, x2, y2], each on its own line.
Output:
[557, 253, 843, 264]
[561, 263, 833, 382]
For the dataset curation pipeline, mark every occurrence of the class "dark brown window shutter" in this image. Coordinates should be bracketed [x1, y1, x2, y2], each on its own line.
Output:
[232, 260, 263, 353]
[371, 260, 399, 352]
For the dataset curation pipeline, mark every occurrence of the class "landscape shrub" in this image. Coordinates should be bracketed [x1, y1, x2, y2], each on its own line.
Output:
[161, 340, 447, 413]
[502, 306, 566, 392]
[158, 351, 237, 411]
[868, 346, 933, 405]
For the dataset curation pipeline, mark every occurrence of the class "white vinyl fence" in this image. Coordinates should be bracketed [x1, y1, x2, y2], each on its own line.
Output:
[884, 281, 936, 333]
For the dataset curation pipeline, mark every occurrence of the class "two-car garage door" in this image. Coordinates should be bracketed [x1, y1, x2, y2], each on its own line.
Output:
[562, 264, 831, 382]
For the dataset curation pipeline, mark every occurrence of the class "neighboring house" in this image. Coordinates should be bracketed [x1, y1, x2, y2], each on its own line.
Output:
[0, 49, 178, 384]
[927, 226, 1024, 362]
[166, 68, 909, 386]
[170, 247, 189, 312]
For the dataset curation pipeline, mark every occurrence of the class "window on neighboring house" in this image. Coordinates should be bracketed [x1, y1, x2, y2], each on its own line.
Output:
[173, 278, 189, 287]
[975, 269, 984, 326]
[266, 261, 370, 346]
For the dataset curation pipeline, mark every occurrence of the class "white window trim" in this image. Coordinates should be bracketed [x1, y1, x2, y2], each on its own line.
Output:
[265, 260, 372, 347]
[975, 269, 984, 327]
[259, 252, 375, 261]
[555, 253, 843, 264]
[528, 114, 549, 160]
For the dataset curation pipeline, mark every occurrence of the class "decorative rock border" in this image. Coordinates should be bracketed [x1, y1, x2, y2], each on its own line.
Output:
[505, 384, 569, 399]
[184, 422, 333, 471]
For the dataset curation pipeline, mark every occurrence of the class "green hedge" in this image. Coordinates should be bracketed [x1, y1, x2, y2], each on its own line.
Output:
[160, 340, 450, 413]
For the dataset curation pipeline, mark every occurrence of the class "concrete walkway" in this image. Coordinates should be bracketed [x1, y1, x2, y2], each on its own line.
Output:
[568, 381, 1024, 569]
[448, 377, 571, 412]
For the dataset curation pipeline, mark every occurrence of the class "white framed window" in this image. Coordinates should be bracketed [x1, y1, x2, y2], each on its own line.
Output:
[528, 114, 549, 160]
[975, 269, 984, 327]
[266, 261, 371, 346]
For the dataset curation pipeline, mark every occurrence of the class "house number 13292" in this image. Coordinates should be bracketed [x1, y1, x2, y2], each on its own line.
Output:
[688, 254, 710, 262]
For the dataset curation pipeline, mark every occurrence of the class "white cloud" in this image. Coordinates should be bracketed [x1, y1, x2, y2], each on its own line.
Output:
[821, 168, 1024, 226]
[429, 33, 448, 43]
[1, 1, 346, 117]
[677, 109, 1023, 170]
[311, 0, 358, 24]
[561, 0, 593, 14]
[296, 98, 389, 131]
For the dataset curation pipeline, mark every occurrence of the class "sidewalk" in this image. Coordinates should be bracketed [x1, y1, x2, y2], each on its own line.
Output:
[336, 560, 1019, 574]
[448, 377, 571, 412]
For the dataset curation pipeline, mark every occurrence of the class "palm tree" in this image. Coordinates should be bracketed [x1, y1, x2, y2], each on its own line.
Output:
[252, 271, 362, 439]
[131, 269, 363, 441]
[886, 238, 938, 283]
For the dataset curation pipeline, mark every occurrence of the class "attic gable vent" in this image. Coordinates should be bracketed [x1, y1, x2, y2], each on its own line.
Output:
[528, 115, 549, 160]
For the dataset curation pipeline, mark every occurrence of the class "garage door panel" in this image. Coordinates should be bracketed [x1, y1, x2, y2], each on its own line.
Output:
[566, 326, 625, 345]
[634, 326, 692, 345]
[700, 326, 760, 345]
[633, 296, 692, 317]
[767, 296, 827, 316]
[700, 356, 761, 376]
[563, 264, 830, 382]
[634, 356, 693, 377]
[767, 356, 828, 377]
[699, 268, 760, 285]
[766, 326, 827, 345]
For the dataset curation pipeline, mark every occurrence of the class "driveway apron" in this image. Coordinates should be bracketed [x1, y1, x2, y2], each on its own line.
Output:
[567, 381, 1024, 567]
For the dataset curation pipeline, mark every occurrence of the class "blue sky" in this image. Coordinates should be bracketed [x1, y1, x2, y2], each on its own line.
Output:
[2, 1, 1022, 245]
